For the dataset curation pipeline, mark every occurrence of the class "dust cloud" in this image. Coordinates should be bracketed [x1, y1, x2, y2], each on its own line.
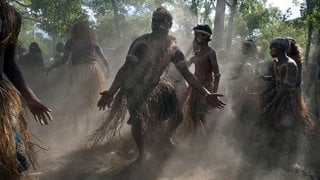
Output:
[16, 3, 319, 180]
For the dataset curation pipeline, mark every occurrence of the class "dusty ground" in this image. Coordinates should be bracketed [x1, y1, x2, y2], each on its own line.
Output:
[26, 120, 319, 180]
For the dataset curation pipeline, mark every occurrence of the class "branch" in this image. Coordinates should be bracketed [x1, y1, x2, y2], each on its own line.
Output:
[226, 0, 232, 7]
[11, 0, 30, 8]
[21, 16, 40, 23]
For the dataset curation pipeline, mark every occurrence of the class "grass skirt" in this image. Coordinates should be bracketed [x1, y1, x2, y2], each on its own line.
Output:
[0, 80, 35, 179]
[246, 89, 314, 169]
[64, 61, 106, 117]
[86, 79, 180, 146]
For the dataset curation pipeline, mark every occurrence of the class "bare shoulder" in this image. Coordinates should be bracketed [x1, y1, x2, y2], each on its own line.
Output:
[287, 57, 298, 67]
[207, 48, 217, 60]
[209, 48, 216, 56]
[131, 34, 149, 45]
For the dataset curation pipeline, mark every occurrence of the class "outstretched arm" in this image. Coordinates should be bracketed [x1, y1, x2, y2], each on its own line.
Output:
[4, 43, 52, 125]
[95, 44, 110, 76]
[173, 49, 225, 108]
[186, 56, 195, 67]
[97, 57, 135, 110]
[46, 50, 70, 74]
[97, 41, 148, 110]
[106, 42, 148, 95]
[46, 39, 73, 74]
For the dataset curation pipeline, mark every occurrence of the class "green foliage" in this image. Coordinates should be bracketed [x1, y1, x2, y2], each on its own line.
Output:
[10, 0, 315, 62]
[258, 20, 307, 59]
[12, 0, 88, 39]
[28, 0, 88, 37]
[300, 0, 320, 30]
[236, 0, 282, 38]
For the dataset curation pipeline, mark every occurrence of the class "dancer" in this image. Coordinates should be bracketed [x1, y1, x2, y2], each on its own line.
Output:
[184, 24, 221, 136]
[47, 21, 110, 132]
[0, 2, 52, 178]
[89, 7, 225, 164]
[259, 37, 314, 169]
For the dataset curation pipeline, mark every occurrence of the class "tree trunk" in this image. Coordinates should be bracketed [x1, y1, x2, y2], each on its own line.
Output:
[191, 0, 198, 23]
[226, 0, 237, 50]
[110, 0, 122, 39]
[305, 24, 313, 66]
[203, 0, 214, 23]
[212, 0, 226, 50]
[305, 0, 314, 65]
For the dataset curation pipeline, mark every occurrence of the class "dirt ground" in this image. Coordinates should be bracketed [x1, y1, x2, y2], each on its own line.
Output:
[26, 115, 319, 180]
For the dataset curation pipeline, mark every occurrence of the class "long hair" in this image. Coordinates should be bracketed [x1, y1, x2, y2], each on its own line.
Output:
[287, 37, 302, 62]
[242, 39, 258, 56]
[29, 42, 42, 54]
[0, 1, 21, 46]
[71, 21, 97, 44]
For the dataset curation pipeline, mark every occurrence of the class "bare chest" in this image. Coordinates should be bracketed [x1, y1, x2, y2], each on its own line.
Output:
[194, 52, 211, 72]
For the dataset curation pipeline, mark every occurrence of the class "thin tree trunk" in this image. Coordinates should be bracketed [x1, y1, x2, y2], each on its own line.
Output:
[212, 0, 226, 49]
[226, 0, 237, 50]
[305, 24, 313, 66]
[110, 0, 122, 39]
[203, 0, 213, 23]
[191, 0, 198, 23]
[305, 0, 313, 65]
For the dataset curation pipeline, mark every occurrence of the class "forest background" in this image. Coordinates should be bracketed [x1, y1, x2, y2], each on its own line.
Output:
[11, 0, 320, 67]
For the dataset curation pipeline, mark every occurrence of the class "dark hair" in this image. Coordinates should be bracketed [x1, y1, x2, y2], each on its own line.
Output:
[287, 37, 301, 62]
[71, 21, 97, 44]
[193, 24, 212, 41]
[270, 37, 289, 51]
[29, 42, 42, 54]
[55, 42, 64, 52]
[152, 7, 173, 23]
[242, 39, 258, 55]
[0, 2, 21, 45]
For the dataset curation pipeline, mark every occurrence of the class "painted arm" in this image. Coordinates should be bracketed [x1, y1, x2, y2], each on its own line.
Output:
[97, 41, 148, 110]
[46, 49, 70, 74]
[174, 49, 225, 108]
[186, 56, 195, 67]
[210, 50, 220, 93]
[4, 43, 52, 124]
[95, 44, 110, 77]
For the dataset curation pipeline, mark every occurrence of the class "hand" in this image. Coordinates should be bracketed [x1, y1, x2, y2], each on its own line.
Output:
[206, 93, 225, 109]
[260, 104, 271, 114]
[97, 91, 114, 110]
[27, 99, 52, 125]
[259, 107, 268, 114]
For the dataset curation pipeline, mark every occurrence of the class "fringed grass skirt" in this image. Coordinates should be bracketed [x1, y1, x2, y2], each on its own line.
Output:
[183, 87, 208, 135]
[0, 80, 35, 179]
[247, 90, 314, 169]
[86, 79, 180, 146]
[65, 61, 106, 116]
